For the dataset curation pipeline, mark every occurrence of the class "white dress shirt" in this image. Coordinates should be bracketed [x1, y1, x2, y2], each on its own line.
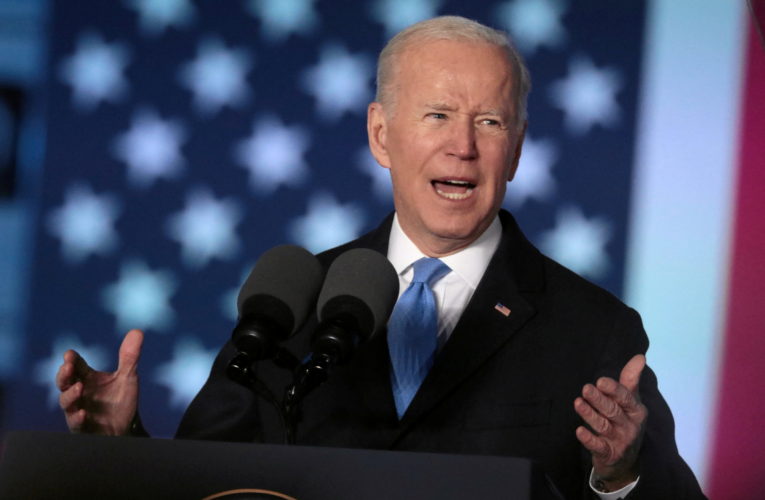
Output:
[386, 213, 501, 350]
[384, 213, 638, 499]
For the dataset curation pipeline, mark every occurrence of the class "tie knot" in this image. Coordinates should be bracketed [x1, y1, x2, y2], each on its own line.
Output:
[411, 258, 450, 286]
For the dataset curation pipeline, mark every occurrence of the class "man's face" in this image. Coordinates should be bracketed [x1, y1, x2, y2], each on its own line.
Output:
[368, 39, 525, 256]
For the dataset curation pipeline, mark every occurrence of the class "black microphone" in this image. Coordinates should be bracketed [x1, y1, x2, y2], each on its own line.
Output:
[283, 248, 398, 443]
[228, 245, 323, 383]
[311, 248, 399, 363]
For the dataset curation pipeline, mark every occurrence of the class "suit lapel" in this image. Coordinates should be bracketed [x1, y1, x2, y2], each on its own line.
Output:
[394, 211, 545, 435]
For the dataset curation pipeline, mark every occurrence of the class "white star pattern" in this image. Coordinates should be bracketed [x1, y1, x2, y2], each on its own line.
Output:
[154, 337, 217, 409]
[356, 147, 392, 201]
[495, 0, 567, 55]
[34, 334, 109, 408]
[47, 184, 120, 263]
[549, 56, 622, 135]
[289, 192, 366, 253]
[179, 38, 253, 115]
[102, 260, 177, 332]
[370, 0, 441, 37]
[112, 109, 186, 188]
[166, 189, 242, 268]
[504, 136, 557, 208]
[59, 32, 129, 110]
[301, 44, 372, 121]
[125, 0, 195, 36]
[20, 0, 669, 447]
[247, 0, 318, 42]
[234, 115, 311, 194]
[539, 206, 611, 279]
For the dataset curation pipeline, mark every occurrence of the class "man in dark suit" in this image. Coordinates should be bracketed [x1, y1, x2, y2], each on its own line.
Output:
[57, 16, 705, 499]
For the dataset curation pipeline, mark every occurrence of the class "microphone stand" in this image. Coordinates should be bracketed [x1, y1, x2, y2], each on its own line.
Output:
[227, 347, 301, 445]
[282, 315, 362, 444]
[227, 313, 367, 445]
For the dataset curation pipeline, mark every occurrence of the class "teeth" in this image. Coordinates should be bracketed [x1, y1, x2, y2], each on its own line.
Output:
[435, 187, 474, 200]
[444, 180, 470, 186]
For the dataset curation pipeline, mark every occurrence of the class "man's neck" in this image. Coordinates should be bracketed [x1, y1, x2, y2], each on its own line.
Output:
[395, 221, 495, 258]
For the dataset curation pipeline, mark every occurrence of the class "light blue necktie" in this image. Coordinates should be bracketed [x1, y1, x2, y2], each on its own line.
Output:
[388, 257, 451, 418]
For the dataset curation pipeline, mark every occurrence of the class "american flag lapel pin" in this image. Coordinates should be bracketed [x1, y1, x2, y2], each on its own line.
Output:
[494, 302, 511, 317]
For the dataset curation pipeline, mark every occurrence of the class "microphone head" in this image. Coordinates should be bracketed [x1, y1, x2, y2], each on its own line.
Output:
[316, 248, 399, 341]
[237, 244, 323, 339]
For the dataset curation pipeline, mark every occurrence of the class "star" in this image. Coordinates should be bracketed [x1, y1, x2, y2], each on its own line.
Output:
[112, 108, 186, 188]
[370, 0, 442, 37]
[356, 146, 392, 201]
[301, 44, 372, 121]
[503, 136, 557, 208]
[539, 206, 611, 279]
[549, 56, 622, 135]
[247, 0, 319, 42]
[34, 334, 109, 408]
[102, 260, 177, 332]
[46, 184, 121, 263]
[495, 0, 567, 55]
[179, 38, 253, 115]
[289, 192, 366, 253]
[125, 0, 195, 36]
[234, 115, 311, 194]
[153, 337, 217, 409]
[59, 32, 129, 111]
[166, 189, 242, 268]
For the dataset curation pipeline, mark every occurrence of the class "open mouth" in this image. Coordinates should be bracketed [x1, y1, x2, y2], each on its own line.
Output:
[432, 179, 476, 200]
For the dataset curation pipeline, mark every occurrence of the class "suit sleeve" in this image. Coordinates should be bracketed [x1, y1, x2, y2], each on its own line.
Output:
[175, 340, 264, 442]
[607, 309, 707, 500]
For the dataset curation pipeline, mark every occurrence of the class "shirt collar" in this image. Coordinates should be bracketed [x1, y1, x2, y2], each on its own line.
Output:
[387, 214, 502, 289]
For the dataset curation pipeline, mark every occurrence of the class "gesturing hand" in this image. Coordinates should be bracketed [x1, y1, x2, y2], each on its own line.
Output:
[574, 354, 648, 491]
[56, 329, 144, 436]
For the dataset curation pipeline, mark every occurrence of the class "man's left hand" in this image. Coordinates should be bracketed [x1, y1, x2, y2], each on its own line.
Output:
[574, 354, 648, 491]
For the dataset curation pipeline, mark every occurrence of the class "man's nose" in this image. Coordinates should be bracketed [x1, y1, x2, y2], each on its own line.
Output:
[446, 119, 478, 160]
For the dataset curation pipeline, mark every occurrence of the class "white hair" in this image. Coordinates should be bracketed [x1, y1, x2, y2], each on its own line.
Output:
[375, 15, 531, 126]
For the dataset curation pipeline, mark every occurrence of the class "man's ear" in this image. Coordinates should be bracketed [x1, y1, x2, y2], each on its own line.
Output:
[367, 102, 391, 169]
[507, 120, 527, 182]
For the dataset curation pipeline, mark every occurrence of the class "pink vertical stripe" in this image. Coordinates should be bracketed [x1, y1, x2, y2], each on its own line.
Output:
[708, 16, 765, 499]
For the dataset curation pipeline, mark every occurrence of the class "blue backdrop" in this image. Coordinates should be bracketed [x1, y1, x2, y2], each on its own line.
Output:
[7, 0, 645, 440]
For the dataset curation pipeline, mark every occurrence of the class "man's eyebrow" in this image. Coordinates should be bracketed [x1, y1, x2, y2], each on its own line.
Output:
[424, 103, 507, 117]
[425, 102, 455, 111]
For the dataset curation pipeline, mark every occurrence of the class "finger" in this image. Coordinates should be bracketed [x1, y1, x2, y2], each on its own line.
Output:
[574, 397, 611, 435]
[65, 349, 93, 378]
[619, 354, 645, 394]
[581, 383, 622, 421]
[67, 408, 87, 433]
[596, 376, 641, 412]
[575, 425, 610, 459]
[117, 329, 144, 375]
[56, 350, 89, 390]
[55, 359, 74, 391]
[59, 382, 82, 412]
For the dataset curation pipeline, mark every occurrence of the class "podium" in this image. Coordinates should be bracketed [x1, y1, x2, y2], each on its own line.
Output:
[0, 431, 562, 499]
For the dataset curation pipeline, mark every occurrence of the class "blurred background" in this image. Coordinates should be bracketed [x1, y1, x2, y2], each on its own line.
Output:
[0, 0, 762, 497]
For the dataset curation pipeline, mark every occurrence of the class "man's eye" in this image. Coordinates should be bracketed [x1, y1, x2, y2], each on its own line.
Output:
[480, 118, 501, 126]
[428, 112, 447, 120]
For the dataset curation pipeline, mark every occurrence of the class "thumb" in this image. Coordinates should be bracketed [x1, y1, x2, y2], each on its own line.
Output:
[117, 329, 144, 375]
[619, 354, 646, 394]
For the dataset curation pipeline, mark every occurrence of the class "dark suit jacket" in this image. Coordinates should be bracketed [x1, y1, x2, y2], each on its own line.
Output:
[177, 210, 705, 499]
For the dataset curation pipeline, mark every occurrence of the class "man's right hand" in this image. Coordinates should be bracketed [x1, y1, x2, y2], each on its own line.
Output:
[56, 329, 143, 435]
